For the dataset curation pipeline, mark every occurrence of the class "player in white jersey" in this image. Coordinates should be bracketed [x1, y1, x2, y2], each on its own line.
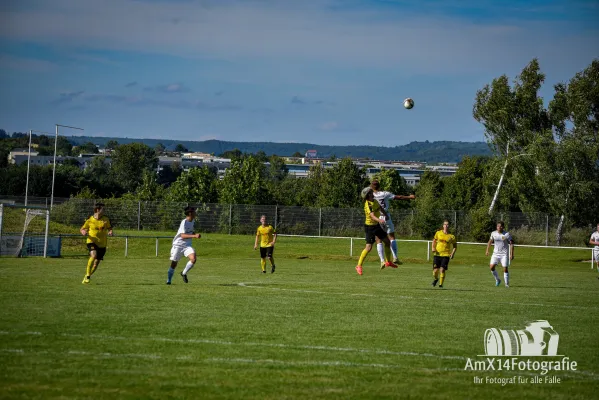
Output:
[485, 221, 514, 287]
[371, 179, 415, 267]
[589, 223, 599, 276]
[166, 206, 201, 284]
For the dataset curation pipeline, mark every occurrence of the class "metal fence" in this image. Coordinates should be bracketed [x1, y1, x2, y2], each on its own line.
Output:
[0, 195, 595, 247]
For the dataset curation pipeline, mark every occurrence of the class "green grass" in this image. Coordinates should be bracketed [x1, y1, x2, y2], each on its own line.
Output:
[1, 234, 598, 399]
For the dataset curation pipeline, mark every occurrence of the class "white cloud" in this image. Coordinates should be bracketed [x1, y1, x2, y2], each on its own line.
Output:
[319, 121, 338, 131]
[1, 0, 596, 75]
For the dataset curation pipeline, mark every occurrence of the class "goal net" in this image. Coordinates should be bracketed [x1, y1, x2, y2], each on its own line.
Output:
[0, 203, 50, 257]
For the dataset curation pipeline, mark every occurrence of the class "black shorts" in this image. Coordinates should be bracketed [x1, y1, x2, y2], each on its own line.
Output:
[87, 243, 107, 261]
[260, 246, 274, 258]
[365, 224, 387, 244]
[433, 256, 450, 269]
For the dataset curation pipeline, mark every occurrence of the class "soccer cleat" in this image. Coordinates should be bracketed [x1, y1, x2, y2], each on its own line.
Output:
[385, 261, 398, 269]
[380, 262, 386, 270]
[166, 281, 171, 285]
[439, 285, 443, 288]
[82, 276, 90, 284]
[505, 285, 510, 288]
[262, 270, 266, 274]
[393, 258, 403, 265]
[271, 265, 276, 274]
[355, 265, 363, 275]
[180, 272, 188, 283]
[495, 279, 501, 287]
[432, 279, 438, 287]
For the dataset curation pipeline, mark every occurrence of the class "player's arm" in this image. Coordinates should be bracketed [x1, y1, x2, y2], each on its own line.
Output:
[180, 233, 200, 239]
[369, 211, 385, 224]
[270, 230, 277, 247]
[451, 240, 457, 259]
[80, 219, 89, 236]
[394, 194, 416, 200]
[485, 238, 492, 256]
[590, 236, 599, 246]
[509, 239, 514, 260]
[254, 229, 259, 250]
[431, 236, 437, 254]
[107, 218, 113, 236]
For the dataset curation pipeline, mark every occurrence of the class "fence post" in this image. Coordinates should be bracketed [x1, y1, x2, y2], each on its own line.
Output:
[137, 201, 141, 231]
[410, 210, 414, 237]
[43, 210, 50, 258]
[125, 236, 129, 257]
[427, 240, 430, 261]
[319, 208, 322, 237]
[228, 204, 232, 235]
[274, 205, 278, 230]
[156, 238, 159, 257]
[350, 237, 353, 257]
[545, 214, 549, 246]
[454, 211, 457, 231]
[592, 249, 595, 270]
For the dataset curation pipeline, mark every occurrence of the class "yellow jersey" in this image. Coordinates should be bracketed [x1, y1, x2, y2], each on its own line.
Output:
[433, 230, 456, 257]
[81, 215, 112, 248]
[256, 225, 276, 248]
[364, 200, 382, 226]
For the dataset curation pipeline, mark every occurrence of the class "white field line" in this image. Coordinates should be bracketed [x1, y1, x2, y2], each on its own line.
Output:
[0, 330, 464, 360]
[1, 348, 597, 381]
[236, 283, 599, 310]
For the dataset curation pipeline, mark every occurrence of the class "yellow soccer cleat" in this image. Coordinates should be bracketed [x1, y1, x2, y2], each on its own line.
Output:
[82, 276, 90, 284]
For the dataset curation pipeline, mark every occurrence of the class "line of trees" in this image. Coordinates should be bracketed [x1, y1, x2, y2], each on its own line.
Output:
[1, 58, 598, 242]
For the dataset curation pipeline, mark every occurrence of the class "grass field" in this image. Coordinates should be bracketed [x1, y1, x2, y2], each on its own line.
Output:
[1, 234, 598, 399]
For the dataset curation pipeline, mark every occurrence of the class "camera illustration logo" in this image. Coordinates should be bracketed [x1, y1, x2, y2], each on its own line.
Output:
[484, 320, 560, 356]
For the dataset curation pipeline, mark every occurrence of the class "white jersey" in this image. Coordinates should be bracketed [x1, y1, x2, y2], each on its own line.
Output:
[591, 232, 599, 250]
[172, 219, 195, 247]
[373, 191, 395, 212]
[490, 231, 513, 256]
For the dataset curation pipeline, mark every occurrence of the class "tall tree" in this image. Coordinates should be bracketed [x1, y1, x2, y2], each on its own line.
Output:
[218, 155, 269, 205]
[473, 58, 551, 214]
[105, 140, 119, 150]
[110, 143, 158, 191]
[167, 166, 218, 204]
[372, 168, 412, 210]
[319, 158, 366, 208]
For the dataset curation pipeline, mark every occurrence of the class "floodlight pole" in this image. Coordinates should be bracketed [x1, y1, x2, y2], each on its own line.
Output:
[25, 130, 54, 207]
[51, 124, 84, 210]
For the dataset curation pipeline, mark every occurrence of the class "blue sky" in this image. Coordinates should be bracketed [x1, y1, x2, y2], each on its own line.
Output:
[0, 0, 597, 146]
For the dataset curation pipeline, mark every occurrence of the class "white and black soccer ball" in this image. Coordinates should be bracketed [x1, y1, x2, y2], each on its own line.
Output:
[404, 98, 414, 109]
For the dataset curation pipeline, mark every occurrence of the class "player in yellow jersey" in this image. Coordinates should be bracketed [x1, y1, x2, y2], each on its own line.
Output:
[431, 220, 457, 288]
[355, 187, 398, 275]
[254, 215, 277, 273]
[80, 203, 113, 284]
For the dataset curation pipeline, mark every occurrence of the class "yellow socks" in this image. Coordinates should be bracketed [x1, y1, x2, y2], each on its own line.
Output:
[269, 257, 275, 266]
[260, 258, 266, 272]
[433, 269, 439, 279]
[440, 271, 446, 286]
[85, 257, 94, 277]
[358, 249, 369, 266]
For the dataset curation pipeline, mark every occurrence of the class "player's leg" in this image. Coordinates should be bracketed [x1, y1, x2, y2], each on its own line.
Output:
[439, 258, 448, 288]
[357, 226, 375, 275]
[267, 247, 275, 273]
[260, 247, 267, 273]
[490, 256, 501, 286]
[432, 256, 440, 287]
[83, 244, 97, 283]
[387, 219, 399, 262]
[502, 256, 509, 287]
[379, 231, 398, 268]
[167, 247, 183, 284]
[181, 248, 196, 283]
[376, 241, 385, 264]
[90, 247, 106, 276]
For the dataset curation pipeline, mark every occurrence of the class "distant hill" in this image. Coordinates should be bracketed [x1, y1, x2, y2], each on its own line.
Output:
[66, 136, 492, 163]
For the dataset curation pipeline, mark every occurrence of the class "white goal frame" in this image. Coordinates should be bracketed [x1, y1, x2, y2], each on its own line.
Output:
[0, 203, 51, 258]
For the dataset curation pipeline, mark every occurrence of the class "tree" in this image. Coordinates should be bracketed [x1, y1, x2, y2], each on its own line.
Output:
[538, 59, 599, 244]
[105, 140, 119, 150]
[167, 166, 218, 204]
[439, 156, 489, 211]
[81, 142, 99, 154]
[318, 158, 366, 208]
[413, 171, 444, 239]
[135, 170, 165, 201]
[175, 144, 188, 153]
[218, 155, 269, 205]
[297, 164, 325, 206]
[37, 135, 50, 146]
[254, 150, 268, 163]
[292, 151, 303, 158]
[154, 143, 166, 155]
[473, 58, 551, 215]
[110, 143, 158, 191]
[0, 129, 8, 139]
[220, 149, 243, 159]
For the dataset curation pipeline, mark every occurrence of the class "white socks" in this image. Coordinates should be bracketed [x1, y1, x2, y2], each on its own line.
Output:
[504, 272, 509, 286]
[492, 270, 499, 282]
[182, 261, 195, 275]
[376, 243, 385, 262]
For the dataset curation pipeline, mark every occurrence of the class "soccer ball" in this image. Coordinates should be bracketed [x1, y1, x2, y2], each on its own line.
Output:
[404, 98, 414, 109]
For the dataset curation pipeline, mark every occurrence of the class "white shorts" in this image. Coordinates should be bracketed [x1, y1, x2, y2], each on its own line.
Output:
[170, 246, 195, 262]
[382, 218, 395, 234]
[593, 248, 599, 262]
[490, 254, 509, 267]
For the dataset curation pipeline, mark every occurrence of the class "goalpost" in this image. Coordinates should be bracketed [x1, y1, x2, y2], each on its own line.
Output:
[0, 203, 51, 257]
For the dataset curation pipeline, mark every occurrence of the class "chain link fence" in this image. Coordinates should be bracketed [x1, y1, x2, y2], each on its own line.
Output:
[0, 195, 594, 247]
